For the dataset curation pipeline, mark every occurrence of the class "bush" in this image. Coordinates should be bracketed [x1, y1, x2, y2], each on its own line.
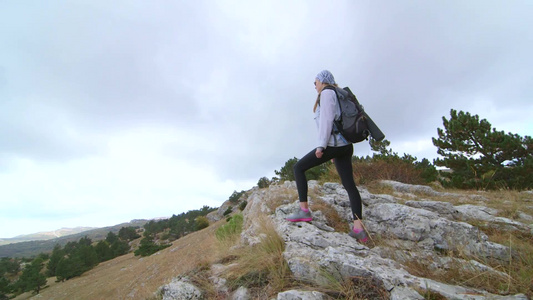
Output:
[118, 227, 141, 241]
[134, 236, 170, 257]
[415, 158, 438, 183]
[353, 159, 425, 185]
[343, 139, 437, 185]
[195, 216, 209, 230]
[216, 214, 244, 241]
[229, 190, 245, 203]
[257, 177, 271, 188]
[223, 206, 233, 216]
[239, 200, 248, 211]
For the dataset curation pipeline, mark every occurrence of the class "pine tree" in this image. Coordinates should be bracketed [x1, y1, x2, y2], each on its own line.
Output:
[110, 240, 130, 257]
[274, 157, 298, 181]
[0, 276, 11, 300]
[118, 227, 140, 241]
[16, 258, 47, 294]
[432, 109, 533, 189]
[46, 244, 64, 277]
[56, 256, 84, 281]
[274, 157, 330, 182]
[95, 241, 113, 262]
[106, 232, 119, 244]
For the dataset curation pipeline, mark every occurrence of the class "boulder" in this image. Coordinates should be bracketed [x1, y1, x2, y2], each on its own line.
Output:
[157, 276, 202, 300]
[277, 290, 330, 300]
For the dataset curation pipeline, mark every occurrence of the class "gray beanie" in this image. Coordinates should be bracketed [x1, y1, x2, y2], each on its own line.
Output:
[316, 70, 336, 85]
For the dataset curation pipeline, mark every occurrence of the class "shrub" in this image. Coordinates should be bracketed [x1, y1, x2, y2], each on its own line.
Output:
[228, 190, 245, 203]
[239, 200, 248, 211]
[318, 140, 436, 186]
[195, 216, 209, 231]
[257, 177, 271, 188]
[353, 159, 425, 185]
[223, 206, 233, 216]
[134, 236, 170, 257]
[215, 214, 244, 242]
[415, 158, 438, 183]
[118, 226, 141, 241]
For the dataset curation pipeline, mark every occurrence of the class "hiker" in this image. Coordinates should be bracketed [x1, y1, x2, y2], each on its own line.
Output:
[286, 70, 368, 243]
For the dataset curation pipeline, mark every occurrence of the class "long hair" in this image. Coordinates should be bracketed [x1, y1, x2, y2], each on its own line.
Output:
[313, 83, 338, 112]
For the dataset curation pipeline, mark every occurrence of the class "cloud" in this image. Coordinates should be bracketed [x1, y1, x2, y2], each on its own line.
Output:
[0, 0, 532, 237]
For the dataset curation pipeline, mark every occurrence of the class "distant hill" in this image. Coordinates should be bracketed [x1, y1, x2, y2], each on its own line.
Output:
[0, 220, 149, 258]
[0, 227, 96, 246]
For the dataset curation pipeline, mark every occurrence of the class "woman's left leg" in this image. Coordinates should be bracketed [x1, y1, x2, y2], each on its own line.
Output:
[293, 147, 341, 204]
[288, 147, 344, 222]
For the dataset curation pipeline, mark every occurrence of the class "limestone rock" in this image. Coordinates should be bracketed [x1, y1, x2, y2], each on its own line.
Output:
[364, 203, 509, 260]
[157, 277, 202, 300]
[405, 199, 459, 220]
[456, 204, 532, 232]
[231, 286, 250, 300]
[277, 290, 330, 300]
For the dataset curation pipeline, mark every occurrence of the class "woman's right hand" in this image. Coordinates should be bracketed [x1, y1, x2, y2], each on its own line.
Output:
[315, 147, 324, 158]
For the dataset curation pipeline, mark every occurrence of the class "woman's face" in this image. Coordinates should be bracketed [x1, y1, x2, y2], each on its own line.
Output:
[314, 79, 325, 94]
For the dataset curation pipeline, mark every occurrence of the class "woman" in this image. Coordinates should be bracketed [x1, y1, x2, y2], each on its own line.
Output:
[286, 70, 368, 243]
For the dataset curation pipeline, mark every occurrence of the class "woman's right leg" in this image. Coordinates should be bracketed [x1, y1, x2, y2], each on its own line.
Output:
[333, 145, 362, 221]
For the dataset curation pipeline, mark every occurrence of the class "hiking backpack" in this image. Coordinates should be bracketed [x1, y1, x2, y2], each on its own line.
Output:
[323, 86, 370, 144]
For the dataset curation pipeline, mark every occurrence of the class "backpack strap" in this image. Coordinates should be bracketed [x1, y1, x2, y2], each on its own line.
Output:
[321, 85, 342, 120]
[322, 85, 342, 146]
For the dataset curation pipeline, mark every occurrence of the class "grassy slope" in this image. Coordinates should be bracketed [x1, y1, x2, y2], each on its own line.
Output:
[14, 220, 226, 300]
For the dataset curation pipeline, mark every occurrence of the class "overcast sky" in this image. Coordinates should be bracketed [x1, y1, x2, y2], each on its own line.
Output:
[1, 1, 532, 238]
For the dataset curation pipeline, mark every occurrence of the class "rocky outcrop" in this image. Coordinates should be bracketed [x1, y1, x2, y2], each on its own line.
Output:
[158, 181, 532, 300]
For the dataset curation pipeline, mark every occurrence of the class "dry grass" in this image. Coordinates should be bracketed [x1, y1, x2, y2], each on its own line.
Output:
[365, 181, 396, 196]
[480, 190, 533, 219]
[353, 160, 425, 185]
[321, 159, 425, 185]
[474, 227, 533, 295]
[264, 187, 298, 213]
[318, 163, 341, 184]
[315, 273, 390, 300]
[406, 256, 515, 295]
[14, 221, 228, 300]
[311, 198, 349, 233]
[219, 215, 294, 299]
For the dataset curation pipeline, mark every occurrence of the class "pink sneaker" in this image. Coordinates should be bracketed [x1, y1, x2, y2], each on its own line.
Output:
[349, 228, 368, 243]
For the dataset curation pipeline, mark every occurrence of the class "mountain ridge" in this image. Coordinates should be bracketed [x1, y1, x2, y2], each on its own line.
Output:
[0, 220, 149, 257]
[0, 227, 97, 246]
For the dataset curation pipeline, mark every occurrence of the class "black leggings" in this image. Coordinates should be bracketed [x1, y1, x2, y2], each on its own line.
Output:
[293, 144, 362, 220]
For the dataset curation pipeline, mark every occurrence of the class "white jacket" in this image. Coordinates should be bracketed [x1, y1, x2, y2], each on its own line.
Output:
[314, 89, 349, 149]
